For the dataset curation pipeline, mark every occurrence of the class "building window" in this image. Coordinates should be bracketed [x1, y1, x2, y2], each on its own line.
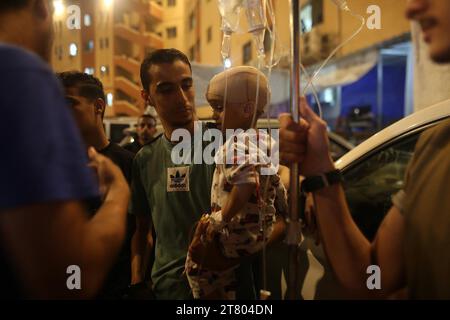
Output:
[207, 26, 212, 43]
[85, 40, 94, 52]
[99, 38, 104, 49]
[196, 39, 201, 54]
[69, 43, 78, 57]
[100, 65, 110, 76]
[105, 38, 109, 48]
[301, 0, 323, 33]
[84, 14, 92, 27]
[189, 12, 196, 30]
[107, 93, 114, 106]
[84, 67, 94, 75]
[54, 45, 63, 61]
[243, 41, 252, 64]
[166, 27, 177, 39]
[167, 0, 176, 6]
[189, 45, 195, 61]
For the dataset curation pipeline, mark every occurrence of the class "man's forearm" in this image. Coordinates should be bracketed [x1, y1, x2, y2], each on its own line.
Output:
[131, 225, 153, 284]
[80, 186, 130, 295]
[313, 183, 373, 290]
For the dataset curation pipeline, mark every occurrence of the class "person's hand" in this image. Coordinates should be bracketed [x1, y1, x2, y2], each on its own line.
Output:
[188, 215, 239, 271]
[279, 97, 335, 176]
[87, 147, 130, 200]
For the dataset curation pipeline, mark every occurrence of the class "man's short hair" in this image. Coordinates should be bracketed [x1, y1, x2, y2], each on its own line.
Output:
[138, 114, 157, 127]
[140, 48, 192, 92]
[0, 0, 29, 11]
[56, 71, 107, 118]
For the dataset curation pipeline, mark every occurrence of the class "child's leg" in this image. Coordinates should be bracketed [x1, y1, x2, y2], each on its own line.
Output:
[197, 267, 238, 300]
[185, 253, 227, 299]
[186, 253, 239, 300]
[215, 267, 238, 300]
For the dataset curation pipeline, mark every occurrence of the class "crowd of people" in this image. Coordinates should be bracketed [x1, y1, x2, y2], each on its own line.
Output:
[0, 0, 449, 300]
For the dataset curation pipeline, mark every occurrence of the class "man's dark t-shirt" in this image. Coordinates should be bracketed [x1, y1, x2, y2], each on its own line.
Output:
[96, 142, 134, 299]
[123, 140, 142, 155]
[0, 43, 99, 298]
[100, 142, 133, 183]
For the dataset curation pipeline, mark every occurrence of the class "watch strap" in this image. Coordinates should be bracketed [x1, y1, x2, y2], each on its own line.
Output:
[301, 169, 343, 193]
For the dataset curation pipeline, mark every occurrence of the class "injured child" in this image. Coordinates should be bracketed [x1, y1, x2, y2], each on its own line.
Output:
[185, 66, 288, 300]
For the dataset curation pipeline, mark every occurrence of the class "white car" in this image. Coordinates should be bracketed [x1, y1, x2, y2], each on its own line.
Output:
[260, 99, 450, 300]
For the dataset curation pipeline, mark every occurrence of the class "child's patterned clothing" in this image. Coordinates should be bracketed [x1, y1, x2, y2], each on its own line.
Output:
[185, 131, 287, 299]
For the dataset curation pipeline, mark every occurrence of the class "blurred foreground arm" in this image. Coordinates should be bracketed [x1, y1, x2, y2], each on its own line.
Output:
[0, 149, 129, 299]
[279, 98, 405, 296]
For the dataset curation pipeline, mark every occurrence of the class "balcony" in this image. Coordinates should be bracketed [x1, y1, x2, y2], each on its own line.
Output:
[115, 76, 142, 102]
[114, 24, 163, 49]
[114, 55, 140, 76]
[148, 1, 163, 22]
[133, 0, 164, 23]
[114, 100, 142, 117]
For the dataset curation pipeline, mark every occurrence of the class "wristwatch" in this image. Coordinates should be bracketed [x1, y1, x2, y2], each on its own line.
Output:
[301, 169, 343, 193]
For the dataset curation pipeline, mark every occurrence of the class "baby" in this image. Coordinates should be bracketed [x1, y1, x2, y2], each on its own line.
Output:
[185, 66, 287, 300]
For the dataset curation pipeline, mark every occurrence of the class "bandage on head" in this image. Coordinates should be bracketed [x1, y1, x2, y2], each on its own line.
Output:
[206, 66, 270, 113]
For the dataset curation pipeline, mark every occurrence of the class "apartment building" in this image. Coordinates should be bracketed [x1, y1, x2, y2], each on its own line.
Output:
[52, 0, 163, 117]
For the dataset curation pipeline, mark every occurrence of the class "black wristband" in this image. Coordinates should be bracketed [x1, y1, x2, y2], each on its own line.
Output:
[301, 169, 343, 193]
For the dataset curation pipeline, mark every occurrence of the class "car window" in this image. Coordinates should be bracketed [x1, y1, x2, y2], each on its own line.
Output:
[342, 132, 421, 241]
[330, 140, 349, 160]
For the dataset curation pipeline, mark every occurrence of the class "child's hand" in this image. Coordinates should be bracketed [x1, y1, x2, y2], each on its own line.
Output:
[205, 222, 217, 243]
[188, 214, 239, 271]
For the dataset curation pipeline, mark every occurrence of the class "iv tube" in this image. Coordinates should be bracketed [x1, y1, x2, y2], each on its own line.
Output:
[302, 4, 365, 95]
[301, 64, 323, 119]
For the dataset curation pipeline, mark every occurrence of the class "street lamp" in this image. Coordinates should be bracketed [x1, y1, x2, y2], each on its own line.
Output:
[53, 0, 65, 17]
[104, 0, 113, 9]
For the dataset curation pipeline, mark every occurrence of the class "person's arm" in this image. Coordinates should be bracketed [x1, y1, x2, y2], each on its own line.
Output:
[131, 214, 153, 285]
[0, 150, 129, 299]
[279, 98, 406, 296]
[313, 183, 405, 295]
[266, 214, 287, 245]
[129, 153, 153, 285]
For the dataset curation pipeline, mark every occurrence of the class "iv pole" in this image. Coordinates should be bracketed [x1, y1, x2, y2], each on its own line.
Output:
[286, 0, 302, 300]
